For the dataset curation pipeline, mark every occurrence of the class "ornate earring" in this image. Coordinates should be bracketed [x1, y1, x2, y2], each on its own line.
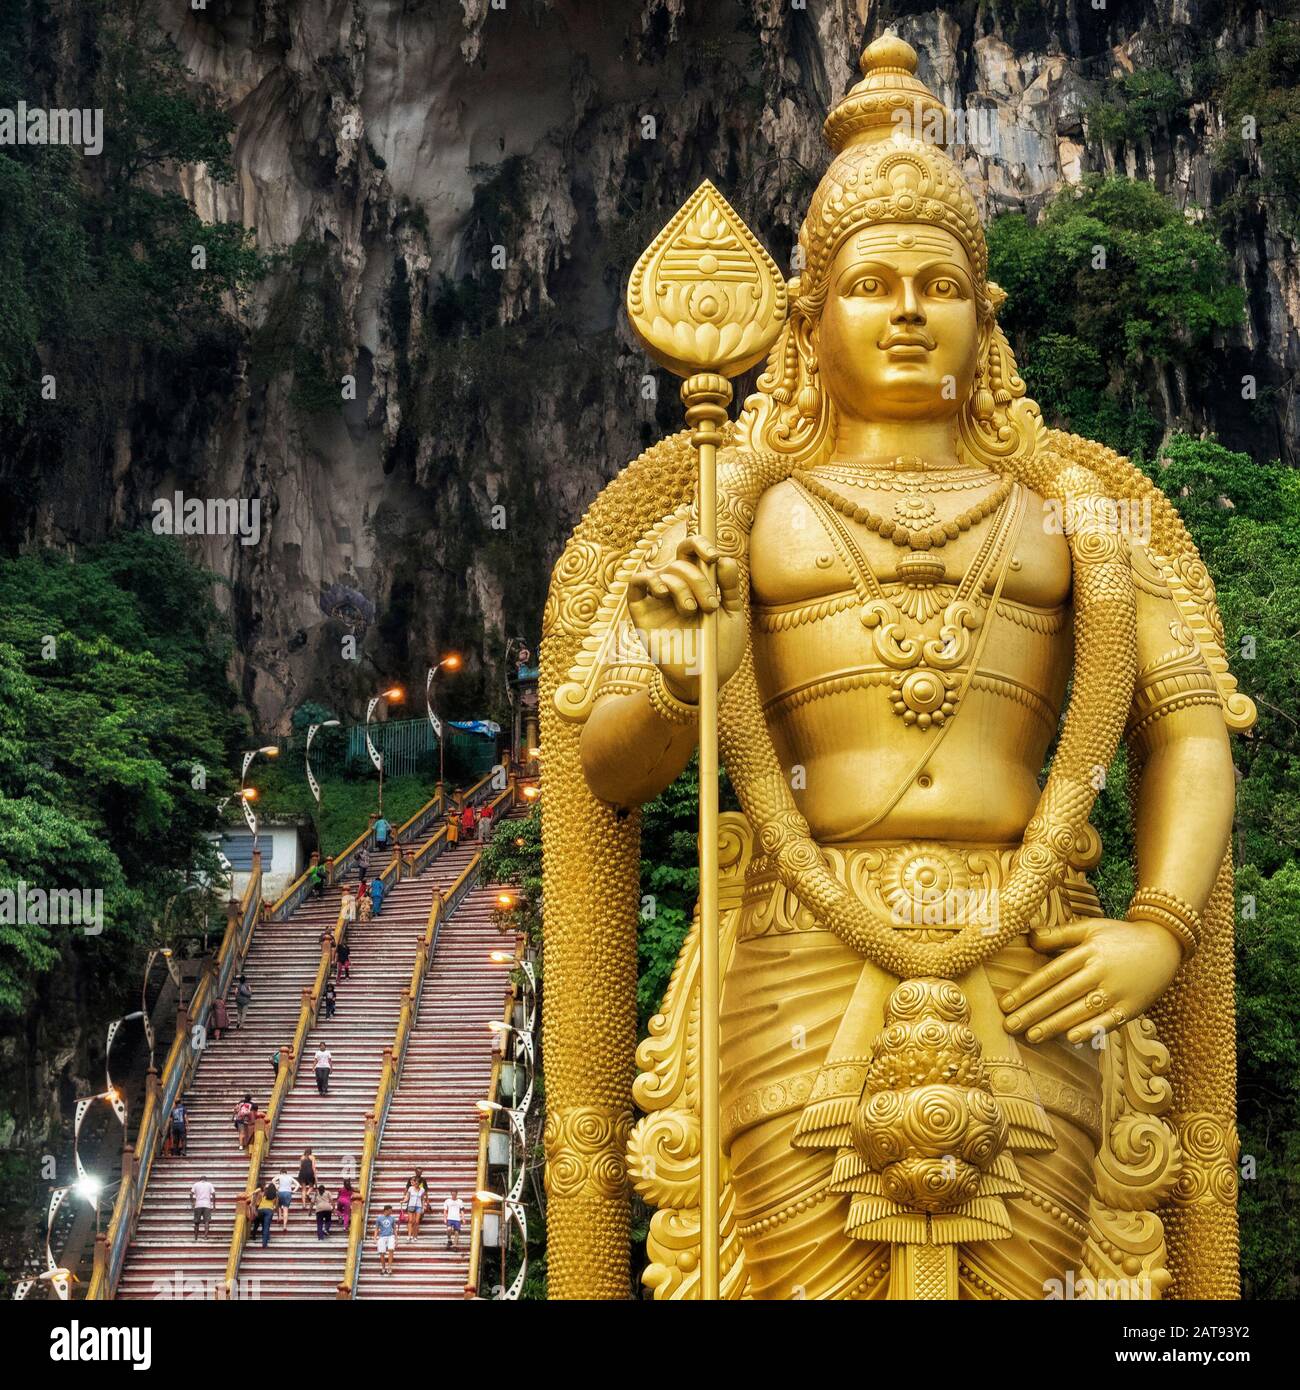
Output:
[973, 340, 995, 422]
[797, 352, 820, 419]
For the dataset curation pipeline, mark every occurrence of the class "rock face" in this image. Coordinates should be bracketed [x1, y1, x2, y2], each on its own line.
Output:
[14, 0, 1300, 727]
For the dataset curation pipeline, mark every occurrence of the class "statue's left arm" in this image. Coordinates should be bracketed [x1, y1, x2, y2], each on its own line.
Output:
[1002, 542, 1234, 1044]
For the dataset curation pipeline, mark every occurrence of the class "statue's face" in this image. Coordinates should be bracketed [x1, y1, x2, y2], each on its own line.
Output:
[813, 224, 980, 424]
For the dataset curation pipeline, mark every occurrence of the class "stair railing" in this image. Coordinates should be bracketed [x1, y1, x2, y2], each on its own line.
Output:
[336, 858, 461, 1297]
[393, 788, 447, 848]
[87, 854, 263, 1300]
[338, 780, 514, 1298]
[461, 779, 538, 1299]
[221, 884, 351, 1298]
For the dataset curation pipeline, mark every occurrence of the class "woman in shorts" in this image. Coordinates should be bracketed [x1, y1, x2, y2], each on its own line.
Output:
[403, 1170, 427, 1241]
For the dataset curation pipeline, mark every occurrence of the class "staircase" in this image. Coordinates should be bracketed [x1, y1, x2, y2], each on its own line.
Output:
[116, 883, 348, 1300]
[231, 863, 449, 1299]
[355, 813, 524, 1299]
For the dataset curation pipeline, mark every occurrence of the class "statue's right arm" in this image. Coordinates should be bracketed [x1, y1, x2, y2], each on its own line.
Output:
[578, 528, 747, 810]
[580, 688, 699, 809]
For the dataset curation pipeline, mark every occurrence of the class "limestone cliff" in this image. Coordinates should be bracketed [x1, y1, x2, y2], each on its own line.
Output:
[13, 0, 1300, 728]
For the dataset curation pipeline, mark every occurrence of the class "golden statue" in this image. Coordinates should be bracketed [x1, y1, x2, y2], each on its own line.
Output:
[540, 35, 1254, 1301]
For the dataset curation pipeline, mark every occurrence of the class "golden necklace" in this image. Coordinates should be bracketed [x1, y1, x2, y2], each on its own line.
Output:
[809, 464, 1000, 494]
[792, 468, 1014, 551]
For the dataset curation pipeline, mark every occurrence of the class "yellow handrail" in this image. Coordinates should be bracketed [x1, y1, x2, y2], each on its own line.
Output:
[337, 878, 450, 1295]
[88, 858, 263, 1299]
[339, 787, 514, 1297]
[393, 787, 445, 843]
[466, 980, 517, 1298]
[222, 892, 348, 1297]
[465, 778, 522, 1297]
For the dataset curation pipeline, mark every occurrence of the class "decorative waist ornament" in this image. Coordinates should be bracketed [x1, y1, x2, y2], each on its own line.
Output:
[540, 33, 1254, 1301]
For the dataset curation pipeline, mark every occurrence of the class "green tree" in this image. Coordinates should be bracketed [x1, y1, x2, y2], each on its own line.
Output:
[0, 531, 244, 1013]
[0, 0, 267, 516]
[988, 177, 1245, 457]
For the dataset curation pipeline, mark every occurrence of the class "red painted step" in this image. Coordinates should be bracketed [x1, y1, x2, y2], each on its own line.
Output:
[356, 813, 525, 1299]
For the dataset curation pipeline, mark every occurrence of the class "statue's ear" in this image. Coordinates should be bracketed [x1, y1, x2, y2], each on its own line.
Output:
[987, 281, 1008, 315]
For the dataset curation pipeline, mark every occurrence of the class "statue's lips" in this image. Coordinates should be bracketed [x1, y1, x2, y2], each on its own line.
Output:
[880, 337, 933, 360]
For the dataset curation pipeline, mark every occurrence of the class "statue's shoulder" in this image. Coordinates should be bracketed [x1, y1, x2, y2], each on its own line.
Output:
[1037, 429, 1257, 732]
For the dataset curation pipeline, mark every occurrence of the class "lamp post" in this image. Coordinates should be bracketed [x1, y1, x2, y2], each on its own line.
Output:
[306, 719, 342, 858]
[487, 1018, 535, 1118]
[239, 745, 279, 840]
[474, 1190, 528, 1301]
[489, 952, 537, 1034]
[365, 687, 405, 816]
[425, 655, 462, 792]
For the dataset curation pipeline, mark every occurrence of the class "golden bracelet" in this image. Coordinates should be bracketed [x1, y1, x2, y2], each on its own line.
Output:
[1125, 887, 1202, 960]
[646, 667, 699, 726]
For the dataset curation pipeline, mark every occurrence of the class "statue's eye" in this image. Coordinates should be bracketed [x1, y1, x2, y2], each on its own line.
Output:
[849, 276, 884, 296]
[929, 277, 960, 298]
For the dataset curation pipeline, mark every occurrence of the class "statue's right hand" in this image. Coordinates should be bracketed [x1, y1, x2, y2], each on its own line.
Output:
[628, 536, 745, 703]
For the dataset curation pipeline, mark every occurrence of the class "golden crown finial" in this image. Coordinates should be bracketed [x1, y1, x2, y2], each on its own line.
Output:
[860, 33, 918, 77]
[824, 31, 948, 155]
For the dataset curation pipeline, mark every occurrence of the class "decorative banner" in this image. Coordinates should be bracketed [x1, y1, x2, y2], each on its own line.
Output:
[365, 696, 384, 773]
[106, 1089, 127, 1127]
[41, 1267, 72, 1301]
[43, 1185, 69, 1286]
[426, 670, 442, 741]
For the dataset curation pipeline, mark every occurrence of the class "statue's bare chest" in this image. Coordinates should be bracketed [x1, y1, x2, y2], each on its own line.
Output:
[749, 475, 1072, 611]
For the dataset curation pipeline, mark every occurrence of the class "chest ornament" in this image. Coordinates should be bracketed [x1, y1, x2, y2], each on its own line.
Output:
[792, 473, 1022, 728]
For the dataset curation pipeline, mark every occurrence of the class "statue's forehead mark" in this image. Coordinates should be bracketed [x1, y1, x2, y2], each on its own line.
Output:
[853, 230, 964, 258]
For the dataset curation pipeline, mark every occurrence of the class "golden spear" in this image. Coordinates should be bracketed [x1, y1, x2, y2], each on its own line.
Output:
[626, 181, 787, 1299]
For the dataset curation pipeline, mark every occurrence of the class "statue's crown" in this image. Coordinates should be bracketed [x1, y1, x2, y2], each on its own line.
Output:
[824, 34, 950, 154]
[796, 34, 987, 303]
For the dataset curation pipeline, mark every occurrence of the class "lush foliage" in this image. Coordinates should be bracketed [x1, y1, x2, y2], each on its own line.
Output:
[0, 0, 265, 492]
[1215, 20, 1300, 234]
[1130, 437, 1300, 1299]
[0, 533, 243, 1013]
[1085, 70, 1189, 146]
[987, 177, 1245, 457]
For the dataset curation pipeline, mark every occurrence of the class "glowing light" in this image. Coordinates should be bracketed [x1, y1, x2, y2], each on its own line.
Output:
[74, 1176, 103, 1205]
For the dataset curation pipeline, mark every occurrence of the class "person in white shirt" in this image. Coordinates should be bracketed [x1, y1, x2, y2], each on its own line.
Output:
[443, 1190, 464, 1250]
[314, 1046, 333, 1095]
[189, 1177, 216, 1240]
[275, 1169, 299, 1230]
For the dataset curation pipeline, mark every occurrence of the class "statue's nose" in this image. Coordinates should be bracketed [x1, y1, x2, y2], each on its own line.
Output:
[891, 279, 925, 324]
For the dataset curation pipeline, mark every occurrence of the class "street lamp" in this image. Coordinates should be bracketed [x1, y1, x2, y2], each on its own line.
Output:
[489, 951, 537, 1034]
[426, 655, 462, 791]
[306, 720, 342, 859]
[365, 687, 405, 816]
[487, 1019, 535, 1117]
[474, 1189, 529, 1301]
[239, 745, 279, 840]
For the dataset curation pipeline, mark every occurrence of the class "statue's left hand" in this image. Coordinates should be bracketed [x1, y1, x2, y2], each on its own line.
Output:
[999, 918, 1183, 1045]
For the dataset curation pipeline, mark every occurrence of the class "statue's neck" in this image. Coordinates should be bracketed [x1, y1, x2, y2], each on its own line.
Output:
[827, 418, 962, 470]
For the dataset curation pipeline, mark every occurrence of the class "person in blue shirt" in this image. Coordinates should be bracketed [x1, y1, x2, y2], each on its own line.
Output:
[369, 875, 385, 918]
[373, 816, 391, 852]
[374, 1205, 398, 1276]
